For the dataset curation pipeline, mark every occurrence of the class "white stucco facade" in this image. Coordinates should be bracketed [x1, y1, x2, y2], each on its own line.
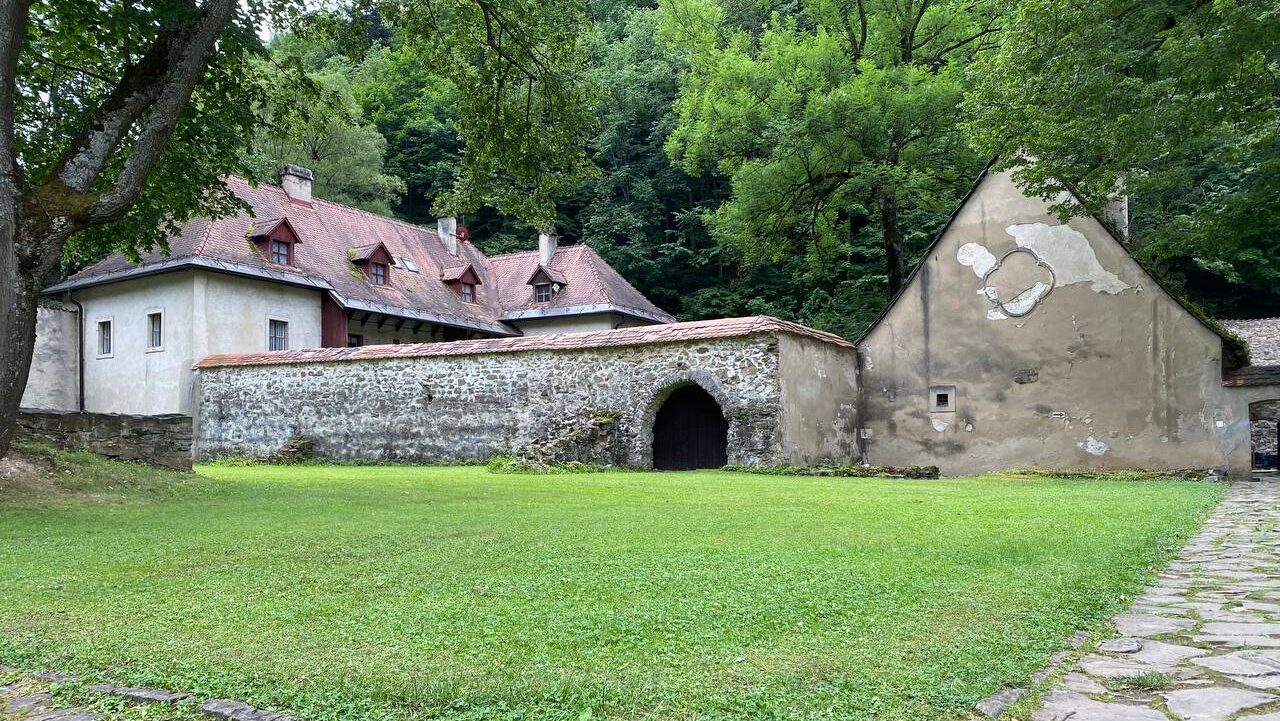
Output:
[38, 271, 324, 416]
[511, 312, 650, 336]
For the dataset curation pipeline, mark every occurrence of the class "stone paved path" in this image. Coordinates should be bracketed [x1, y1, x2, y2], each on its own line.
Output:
[1031, 479, 1280, 721]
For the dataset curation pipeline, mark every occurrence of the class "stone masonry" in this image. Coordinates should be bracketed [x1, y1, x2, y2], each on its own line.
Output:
[16, 409, 193, 470]
[1031, 480, 1280, 721]
[193, 318, 861, 467]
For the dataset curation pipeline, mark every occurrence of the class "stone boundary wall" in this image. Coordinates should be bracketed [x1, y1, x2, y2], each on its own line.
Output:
[194, 335, 787, 467]
[17, 409, 194, 470]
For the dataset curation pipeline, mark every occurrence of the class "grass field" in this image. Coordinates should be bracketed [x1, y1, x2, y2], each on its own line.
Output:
[0, 449, 1222, 721]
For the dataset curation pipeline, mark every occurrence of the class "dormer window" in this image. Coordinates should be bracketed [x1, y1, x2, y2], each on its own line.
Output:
[248, 217, 301, 267]
[270, 239, 291, 265]
[441, 263, 482, 303]
[527, 265, 567, 302]
[350, 241, 395, 287]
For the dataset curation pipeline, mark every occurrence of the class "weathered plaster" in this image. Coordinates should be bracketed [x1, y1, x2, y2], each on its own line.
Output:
[860, 170, 1248, 476]
[20, 305, 79, 411]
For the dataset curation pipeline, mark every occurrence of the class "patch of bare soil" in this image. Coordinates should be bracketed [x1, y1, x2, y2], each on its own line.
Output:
[0, 447, 57, 496]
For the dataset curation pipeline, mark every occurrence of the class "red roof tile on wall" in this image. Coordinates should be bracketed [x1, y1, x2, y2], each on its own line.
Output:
[194, 315, 854, 369]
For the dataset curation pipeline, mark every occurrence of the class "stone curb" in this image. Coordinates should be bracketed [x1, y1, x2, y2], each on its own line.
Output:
[0, 667, 297, 721]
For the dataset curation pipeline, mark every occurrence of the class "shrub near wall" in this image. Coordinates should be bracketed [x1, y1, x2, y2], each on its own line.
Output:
[17, 409, 193, 470]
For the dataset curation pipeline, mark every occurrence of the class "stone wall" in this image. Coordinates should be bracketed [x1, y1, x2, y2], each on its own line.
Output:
[17, 409, 194, 470]
[194, 332, 848, 467]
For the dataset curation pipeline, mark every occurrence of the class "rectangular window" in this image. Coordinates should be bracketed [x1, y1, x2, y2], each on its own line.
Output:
[461, 283, 476, 303]
[97, 320, 112, 356]
[268, 319, 289, 351]
[270, 239, 291, 265]
[929, 385, 957, 413]
[147, 312, 163, 350]
[371, 262, 388, 285]
[535, 284, 553, 302]
[347, 334, 363, 347]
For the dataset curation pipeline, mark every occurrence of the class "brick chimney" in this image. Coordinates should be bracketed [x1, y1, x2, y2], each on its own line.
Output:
[279, 164, 313, 204]
[438, 216, 459, 256]
[538, 231, 558, 266]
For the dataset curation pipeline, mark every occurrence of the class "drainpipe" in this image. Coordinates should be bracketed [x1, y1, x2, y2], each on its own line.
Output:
[64, 290, 85, 412]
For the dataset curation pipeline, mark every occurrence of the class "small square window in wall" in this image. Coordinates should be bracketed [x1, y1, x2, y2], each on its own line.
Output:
[268, 319, 289, 351]
[97, 320, 113, 357]
[929, 385, 957, 413]
[147, 312, 163, 350]
[347, 334, 363, 348]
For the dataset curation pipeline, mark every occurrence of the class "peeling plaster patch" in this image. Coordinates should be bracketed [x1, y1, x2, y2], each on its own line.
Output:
[1078, 436, 1109, 455]
[1005, 223, 1131, 293]
[964, 422, 974, 432]
[958, 243, 997, 278]
[932, 418, 949, 432]
[984, 282, 1051, 320]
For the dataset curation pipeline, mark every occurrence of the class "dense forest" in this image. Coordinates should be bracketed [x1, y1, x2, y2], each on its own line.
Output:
[88, 0, 1280, 339]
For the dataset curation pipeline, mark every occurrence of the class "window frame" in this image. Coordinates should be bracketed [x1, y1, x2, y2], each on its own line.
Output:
[267, 318, 290, 352]
[347, 334, 363, 348]
[534, 283, 554, 303]
[928, 384, 957, 413]
[460, 282, 476, 303]
[269, 238, 292, 266]
[146, 311, 164, 352]
[370, 261, 389, 286]
[95, 317, 114, 358]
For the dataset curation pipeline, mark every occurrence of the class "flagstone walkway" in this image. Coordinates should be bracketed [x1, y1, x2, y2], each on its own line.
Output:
[1031, 479, 1280, 721]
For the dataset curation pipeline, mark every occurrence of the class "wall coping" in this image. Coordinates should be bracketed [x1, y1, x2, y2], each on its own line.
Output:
[194, 316, 855, 370]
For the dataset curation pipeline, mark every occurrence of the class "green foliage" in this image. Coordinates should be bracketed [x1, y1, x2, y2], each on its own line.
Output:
[659, 0, 991, 297]
[486, 454, 607, 474]
[246, 39, 407, 215]
[964, 0, 1280, 318]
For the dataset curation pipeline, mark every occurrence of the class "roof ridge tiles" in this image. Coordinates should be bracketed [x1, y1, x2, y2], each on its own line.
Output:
[194, 315, 854, 369]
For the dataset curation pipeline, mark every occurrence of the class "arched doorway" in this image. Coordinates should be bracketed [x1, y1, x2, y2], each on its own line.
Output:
[652, 385, 728, 470]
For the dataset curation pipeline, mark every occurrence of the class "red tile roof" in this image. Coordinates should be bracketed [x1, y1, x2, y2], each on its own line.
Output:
[48, 176, 674, 333]
[194, 315, 854, 369]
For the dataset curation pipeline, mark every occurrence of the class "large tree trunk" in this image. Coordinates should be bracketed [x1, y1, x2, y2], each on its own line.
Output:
[0, 212, 53, 458]
[878, 191, 906, 296]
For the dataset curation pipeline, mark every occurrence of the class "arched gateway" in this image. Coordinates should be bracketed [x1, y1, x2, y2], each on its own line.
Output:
[651, 385, 729, 470]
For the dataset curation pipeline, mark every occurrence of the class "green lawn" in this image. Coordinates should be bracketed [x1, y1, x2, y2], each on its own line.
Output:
[0, 455, 1222, 721]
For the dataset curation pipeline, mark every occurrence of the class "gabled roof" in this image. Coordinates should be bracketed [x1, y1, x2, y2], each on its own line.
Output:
[194, 315, 853, 369]
[855, 162, 1249, 366]
[349, 241, 393, 264]
[45, 176, 675, 334]
[528, 265, 568, 286]
[440, 263, 480, 283]
[489, 244, 675, 324]
[246, 216, 298, 241]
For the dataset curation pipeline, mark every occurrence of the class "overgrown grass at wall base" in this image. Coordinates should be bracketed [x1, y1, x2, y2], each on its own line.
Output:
[0, 459, 1222, 721]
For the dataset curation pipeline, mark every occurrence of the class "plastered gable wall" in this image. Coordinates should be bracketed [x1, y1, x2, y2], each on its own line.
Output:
[20, 305, 80, 411]
[858, 170, 1244, 476]
[194, 335, 814, 466]
[777, 333, 860, 464]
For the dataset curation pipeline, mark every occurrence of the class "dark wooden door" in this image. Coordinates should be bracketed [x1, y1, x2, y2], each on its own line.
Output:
[652, 385, 728, 470]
